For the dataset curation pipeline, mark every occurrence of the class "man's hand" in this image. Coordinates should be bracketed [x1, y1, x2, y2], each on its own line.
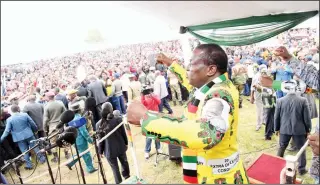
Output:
[100, 154, 104, 158]
[156, 53, 173, 67]
[260, 75, 273, 88]
[250, 97, 255, 104]
[308, 133, 319, 155]
[127, 100, 148, 126]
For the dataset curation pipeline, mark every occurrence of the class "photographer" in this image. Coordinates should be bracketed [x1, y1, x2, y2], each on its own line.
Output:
[96, 102, 130, 184]
[140, 86, 162, 159]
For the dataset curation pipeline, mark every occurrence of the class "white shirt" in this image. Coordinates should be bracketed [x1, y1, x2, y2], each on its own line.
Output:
[120, 74, 130, 91]
[247, 64, 254, 78]
[153, 75, 168, 99]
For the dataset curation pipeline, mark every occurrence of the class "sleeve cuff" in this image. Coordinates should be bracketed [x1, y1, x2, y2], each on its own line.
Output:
[272, 80, 282, 91]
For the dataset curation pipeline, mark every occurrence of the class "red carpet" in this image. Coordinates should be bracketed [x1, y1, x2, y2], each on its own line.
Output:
[247, 153, 286, 184]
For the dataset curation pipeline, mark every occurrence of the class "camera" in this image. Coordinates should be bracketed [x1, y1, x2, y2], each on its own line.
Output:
[141, 86, 153, 96]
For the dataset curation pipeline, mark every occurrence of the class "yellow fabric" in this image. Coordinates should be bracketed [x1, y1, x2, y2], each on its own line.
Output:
[106, 86, 112, 96]
[142, 62, 249, 184]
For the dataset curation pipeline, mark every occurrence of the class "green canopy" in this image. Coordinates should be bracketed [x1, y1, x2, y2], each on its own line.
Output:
[180, 11, 319, 46]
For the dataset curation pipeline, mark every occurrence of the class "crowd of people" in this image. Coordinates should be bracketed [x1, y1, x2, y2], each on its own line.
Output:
[0, 27, 319, 184]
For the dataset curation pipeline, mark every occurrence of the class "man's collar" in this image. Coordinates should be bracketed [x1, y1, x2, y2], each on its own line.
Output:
[196, 73, 228, 92]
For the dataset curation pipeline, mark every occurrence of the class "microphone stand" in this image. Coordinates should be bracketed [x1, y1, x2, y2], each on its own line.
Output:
[11, 161, 23, 184]
[1, 143, 41, 184]
[92, 133, 107, 184]
[74, 144, 86, 184]
[42, 146, 55, 184]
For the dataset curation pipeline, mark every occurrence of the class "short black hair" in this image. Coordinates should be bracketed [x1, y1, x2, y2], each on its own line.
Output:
[11, 104, 20, 113]
[195, 44, 228, 74]
[36, 87, 41, 93]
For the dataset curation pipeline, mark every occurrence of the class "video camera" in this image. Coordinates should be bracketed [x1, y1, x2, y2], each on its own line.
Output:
[141, 86, 153, 96]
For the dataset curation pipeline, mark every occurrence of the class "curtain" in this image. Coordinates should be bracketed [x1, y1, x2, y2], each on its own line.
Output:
[181, 11, 318, 46]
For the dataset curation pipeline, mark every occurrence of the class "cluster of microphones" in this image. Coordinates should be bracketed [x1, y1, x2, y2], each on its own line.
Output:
[38, 97, 100, 152]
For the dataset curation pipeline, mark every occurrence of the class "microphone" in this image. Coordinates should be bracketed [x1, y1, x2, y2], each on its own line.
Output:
[52, 110, 75, 133]
[42, 127, 78, 151]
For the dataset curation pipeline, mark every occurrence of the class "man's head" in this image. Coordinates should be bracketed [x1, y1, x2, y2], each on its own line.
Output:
[155, 70, 161, 77]
[35, 87, 41, 93]
[45, 91, 55, 101]
[101, 102, 113, 118]
[188, 44, 228, 88]
[54, 87, 60, 95]
[67, 89, 78, 101]
[11, 104, 20, 113]
[28, 95, 36, 102]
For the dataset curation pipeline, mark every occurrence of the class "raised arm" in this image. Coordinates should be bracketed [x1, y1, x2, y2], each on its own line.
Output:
[141, 95, 230, 152]
[168, 62, 193, 92]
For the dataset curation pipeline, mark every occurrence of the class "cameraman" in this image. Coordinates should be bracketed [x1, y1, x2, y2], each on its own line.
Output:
[140, 86, 162, 159]
[96, 102, 130, 184]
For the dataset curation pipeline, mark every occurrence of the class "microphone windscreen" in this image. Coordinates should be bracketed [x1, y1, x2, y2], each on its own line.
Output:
[60, 110, 75, 124]
[56, 127, 78, 147]
[67, 117, 87, 128]
[85, 97, 96, 110]
[64, 126, 78, 136]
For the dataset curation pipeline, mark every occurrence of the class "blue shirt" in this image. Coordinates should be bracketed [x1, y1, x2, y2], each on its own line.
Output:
[0, 112, 37, 142]
[271, 63, 293, 81]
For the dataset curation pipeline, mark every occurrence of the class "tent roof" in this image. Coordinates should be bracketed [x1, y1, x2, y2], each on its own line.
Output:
[116, 1, 319, 29]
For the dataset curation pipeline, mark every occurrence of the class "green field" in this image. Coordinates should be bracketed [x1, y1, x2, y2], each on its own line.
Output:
[4, 99, 319, 184]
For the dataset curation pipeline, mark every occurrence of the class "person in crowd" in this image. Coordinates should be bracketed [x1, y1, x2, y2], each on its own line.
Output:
[153, 70, 173, 114]
[0, 108, 21, 168]
[67, 89, 85, 113]
[120, 69, 130, 103]
[66, 102, 97, 174]
[271, 46, 299, 99]
[0, 105, 46, 170]
[87, 75, 109, 113]
[127, 44, 250, 184]
[146, 67, 156, 86]
[22, 95, 45, 138]
[309, 122, 319, 184]
[43, 91, 68, 162]
[244, 60, 254, 97]
[138, 68, 147, 85]
[167, 69, 183, 106]
[109, 73, 126, 115]
[231, 57, 248, 108]
[274, 80, 311, 176]
[140, 85, 162, 159]
[97, 102, 130, 184]
[35, 87, 42, 103]
[127, 74, 142, 104]
[74, 81, 89, 98]
[250, 64, 267, 131]
[54, 87, 69, 109]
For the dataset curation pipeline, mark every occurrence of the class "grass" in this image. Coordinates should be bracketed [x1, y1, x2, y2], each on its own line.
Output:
[4, 98, 319, 184]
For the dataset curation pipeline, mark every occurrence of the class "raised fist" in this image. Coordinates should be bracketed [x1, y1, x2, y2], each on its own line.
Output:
[126, 100, 148, 126]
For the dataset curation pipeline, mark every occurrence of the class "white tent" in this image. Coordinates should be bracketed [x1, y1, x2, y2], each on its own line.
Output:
[1, 1, 319, 65]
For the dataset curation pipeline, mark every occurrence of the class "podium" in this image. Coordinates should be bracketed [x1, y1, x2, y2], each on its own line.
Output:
[247, 153, 303, 184]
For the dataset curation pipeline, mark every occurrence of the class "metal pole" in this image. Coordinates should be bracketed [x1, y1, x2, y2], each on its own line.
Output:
[74, 145, 86, 184]
[93, 134, 107, 184]
[44, 152, 55, 184]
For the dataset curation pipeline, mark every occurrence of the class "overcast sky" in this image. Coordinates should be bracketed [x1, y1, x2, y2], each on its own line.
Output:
[1, 1, 319, 66]
[1, 1, 180, 65]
